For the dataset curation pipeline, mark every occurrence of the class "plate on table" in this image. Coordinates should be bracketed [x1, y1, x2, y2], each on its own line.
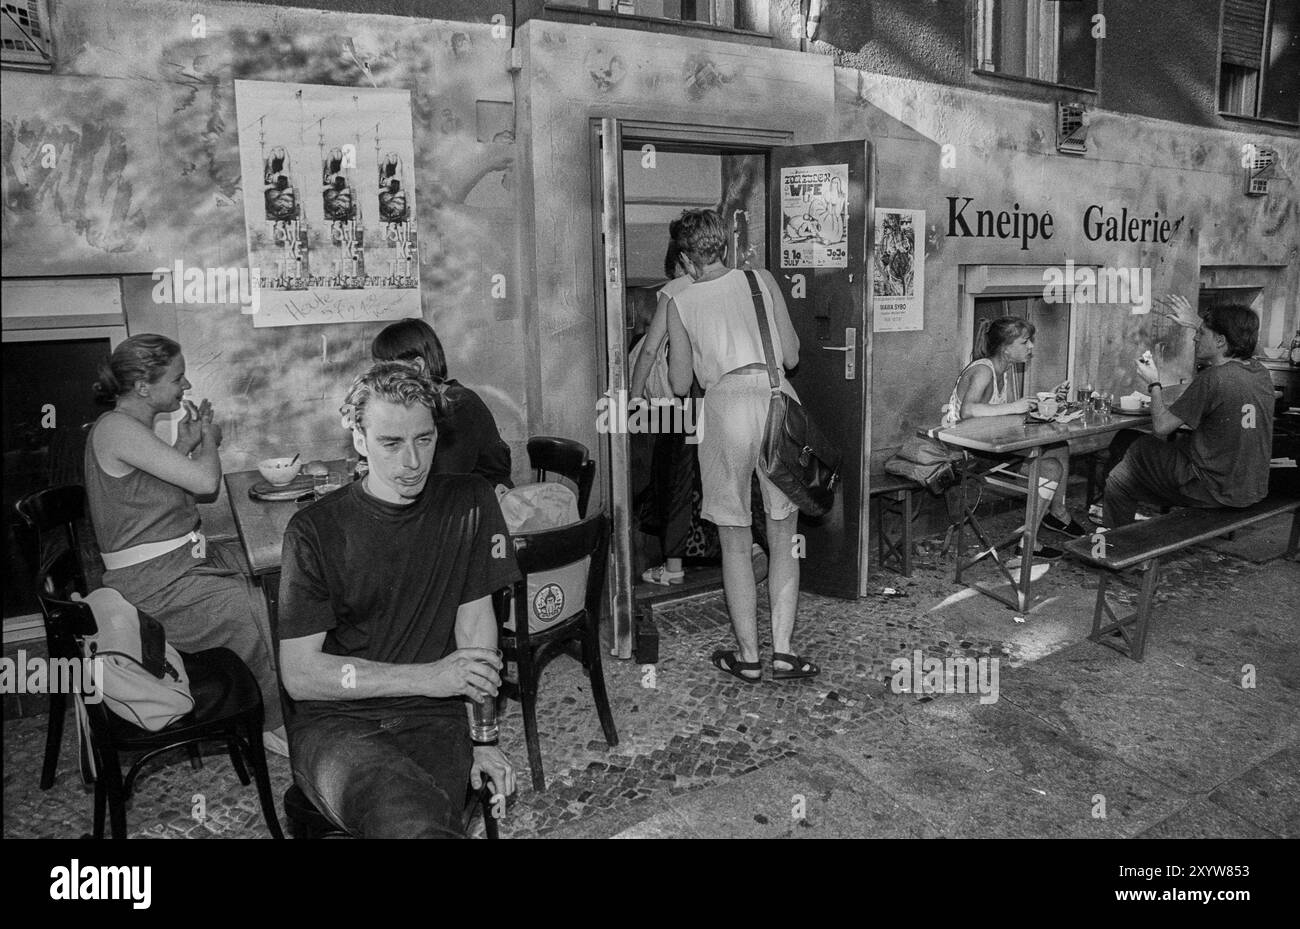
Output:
[1111, 404, 1151, 416]
[249, 475, 315, 502]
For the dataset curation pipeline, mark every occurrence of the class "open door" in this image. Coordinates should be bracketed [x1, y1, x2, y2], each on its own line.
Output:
[595, 117, 636, 658]
[767, 140, 873, 598]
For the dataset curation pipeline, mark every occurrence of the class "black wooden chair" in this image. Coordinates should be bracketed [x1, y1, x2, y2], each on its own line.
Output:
[526, 436, 596, 518]
[15, 484, 94, 790]
[35, 549, 284, 838]
[496, 511, 617, 791]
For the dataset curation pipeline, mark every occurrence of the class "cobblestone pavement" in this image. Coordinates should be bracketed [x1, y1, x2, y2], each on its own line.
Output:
[5, 510, 1297, 839]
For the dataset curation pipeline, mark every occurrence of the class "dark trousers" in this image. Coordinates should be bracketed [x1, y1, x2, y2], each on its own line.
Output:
[290, 712, 473, 838]
[1103, 435, 1218, 528]
[650, 431, 695, 559]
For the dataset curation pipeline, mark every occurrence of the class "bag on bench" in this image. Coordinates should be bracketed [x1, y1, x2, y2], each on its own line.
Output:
[884, 434, 963, 495]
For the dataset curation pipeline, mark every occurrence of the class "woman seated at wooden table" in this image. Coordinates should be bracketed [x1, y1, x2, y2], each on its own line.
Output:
[371, 318, 512, 491]
[84, 334, 286, 755]
[940, 316, 1091, 560]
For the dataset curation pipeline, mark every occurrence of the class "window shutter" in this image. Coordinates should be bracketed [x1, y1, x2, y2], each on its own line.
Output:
[1221, 0, 1267, 68]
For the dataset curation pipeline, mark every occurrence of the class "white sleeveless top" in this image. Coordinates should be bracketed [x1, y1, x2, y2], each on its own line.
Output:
[941, 358, 1010, 427]
[671, 269, 787, 392]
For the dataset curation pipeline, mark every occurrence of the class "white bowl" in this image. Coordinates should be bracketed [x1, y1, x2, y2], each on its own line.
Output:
[1119, 397, 1143, 412]
[258, 456, 302, 486]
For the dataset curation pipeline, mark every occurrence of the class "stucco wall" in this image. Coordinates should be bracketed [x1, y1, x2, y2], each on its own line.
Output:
[2, 0, 526, 535]
[838, 68, 1300, 454]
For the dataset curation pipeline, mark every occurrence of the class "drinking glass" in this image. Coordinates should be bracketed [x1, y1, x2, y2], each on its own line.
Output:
[470, 649, 502, 743]
[313, 466, 346, 499]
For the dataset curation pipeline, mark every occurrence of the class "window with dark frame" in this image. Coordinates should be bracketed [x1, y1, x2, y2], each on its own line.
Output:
[972, 295, 1072, 400]
[1219, 0, 1300, 123]
[545, 1, 745, 30]
[973, 0, 1098, 88]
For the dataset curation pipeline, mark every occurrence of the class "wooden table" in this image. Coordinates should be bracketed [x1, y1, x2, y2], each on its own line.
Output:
[225, 460, 349, 626]
[933, 392, 1182, 612]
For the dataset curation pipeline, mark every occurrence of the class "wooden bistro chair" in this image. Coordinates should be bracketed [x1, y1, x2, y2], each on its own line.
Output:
[526, 436, 596, 518]
[15, 484, 94, 789]
[496, 511, 618, 791]
[34, 549, 284, 838]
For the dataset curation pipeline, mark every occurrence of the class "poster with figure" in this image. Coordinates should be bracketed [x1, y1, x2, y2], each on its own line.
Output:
[235, 80, 422, 328]
[778, 163, 848, 268]
[872, 208, 924, 332]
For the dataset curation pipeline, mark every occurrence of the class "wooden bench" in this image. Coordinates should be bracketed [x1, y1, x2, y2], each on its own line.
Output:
[871, 471, 925, 577]
[1063, 494, 1300, 661]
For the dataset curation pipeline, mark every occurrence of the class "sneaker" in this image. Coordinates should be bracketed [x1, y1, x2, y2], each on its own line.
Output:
[1042, 512, 1089, 538]
[263, 727, 290, 758]
[641, 565, 684, 586]
[1016, 541, 1065, 561]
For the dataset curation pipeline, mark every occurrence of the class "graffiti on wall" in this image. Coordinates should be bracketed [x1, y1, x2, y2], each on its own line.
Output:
[1, 75, 155, 274]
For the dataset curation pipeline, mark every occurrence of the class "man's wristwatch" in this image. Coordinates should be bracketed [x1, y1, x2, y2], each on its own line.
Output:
[1148, 382, 1162, 392]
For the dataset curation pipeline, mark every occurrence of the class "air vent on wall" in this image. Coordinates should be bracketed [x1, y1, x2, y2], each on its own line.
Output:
[1245, 146, 1275, 197]
[1, 0, 52, 71]
[1056, 102, 1088, 156]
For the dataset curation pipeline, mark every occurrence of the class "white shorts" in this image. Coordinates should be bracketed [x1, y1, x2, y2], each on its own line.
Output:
[697, 370, 799, 527]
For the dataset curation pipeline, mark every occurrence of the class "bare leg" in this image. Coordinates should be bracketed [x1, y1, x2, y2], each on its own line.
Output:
[717, 525, 760, 678]
[1038, 448, 1071, 522]
[765, 510, 801, 668]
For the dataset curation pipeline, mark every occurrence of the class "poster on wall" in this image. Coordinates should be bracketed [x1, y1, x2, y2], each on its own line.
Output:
[778, 163, 849, 269]
[235, 80, 422, 328]
[871, 208, 925, 333]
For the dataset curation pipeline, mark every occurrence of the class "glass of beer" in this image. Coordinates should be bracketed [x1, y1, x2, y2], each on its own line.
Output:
[470, 649, 502, 743]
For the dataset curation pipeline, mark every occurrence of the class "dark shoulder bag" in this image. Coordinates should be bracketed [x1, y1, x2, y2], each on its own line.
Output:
[746, 270, 842, 518]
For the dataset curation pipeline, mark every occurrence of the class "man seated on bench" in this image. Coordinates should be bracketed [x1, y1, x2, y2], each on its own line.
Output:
[1103, 302, 1274, 528]
[279, 362, 519, 837]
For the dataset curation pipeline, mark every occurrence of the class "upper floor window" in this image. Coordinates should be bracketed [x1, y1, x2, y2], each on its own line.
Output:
[1, 0, 54, 72]
[547, 1, 753, 31]
[973, 0, 1097, 89]
[1219, 0, 1300, 123]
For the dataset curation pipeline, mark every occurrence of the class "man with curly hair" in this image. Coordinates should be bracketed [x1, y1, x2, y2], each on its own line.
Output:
[278, 361, 519, 837]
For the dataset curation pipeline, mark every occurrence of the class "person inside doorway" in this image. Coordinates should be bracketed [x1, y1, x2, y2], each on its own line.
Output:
[940, 316, 1090, 560]
[664, 209, 817, 682]
[630, 226, 697, 585]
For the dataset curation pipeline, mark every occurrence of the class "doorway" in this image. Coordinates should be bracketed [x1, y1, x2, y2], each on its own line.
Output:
[621, 143, 769, 605]
[592, 119, 874, 656]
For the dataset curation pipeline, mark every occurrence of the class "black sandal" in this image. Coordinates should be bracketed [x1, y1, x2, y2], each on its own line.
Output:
[711, 649, 762, 683]
[771, 652, 820, 680]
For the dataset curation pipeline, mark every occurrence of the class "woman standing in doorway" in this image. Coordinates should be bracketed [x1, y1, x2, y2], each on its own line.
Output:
[665, 209, 817, 682]
[84, 335, 286, 753]
[941, 316, 1089, 558]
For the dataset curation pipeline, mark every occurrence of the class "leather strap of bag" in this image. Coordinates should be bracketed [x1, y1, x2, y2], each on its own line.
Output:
[744, 270, 782, 396]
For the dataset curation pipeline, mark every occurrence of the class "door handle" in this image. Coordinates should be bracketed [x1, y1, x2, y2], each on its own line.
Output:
[819, 328, 856, 380]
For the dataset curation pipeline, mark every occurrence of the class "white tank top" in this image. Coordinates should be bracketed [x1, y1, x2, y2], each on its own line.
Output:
[671, 269, 787, 392]
[941, 358, 1009, 427]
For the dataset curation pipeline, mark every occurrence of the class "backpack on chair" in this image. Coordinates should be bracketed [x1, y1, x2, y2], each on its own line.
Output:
[77, 588, 194, 732]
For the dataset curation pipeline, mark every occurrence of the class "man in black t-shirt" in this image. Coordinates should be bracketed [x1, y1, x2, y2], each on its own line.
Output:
[279, 362, 520, 838]
[1104, 303, 1275, 528]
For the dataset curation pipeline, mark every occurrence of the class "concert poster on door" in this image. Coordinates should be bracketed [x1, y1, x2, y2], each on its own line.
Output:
[778, 163, 849, 269]
[235, 80, 422, 328]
